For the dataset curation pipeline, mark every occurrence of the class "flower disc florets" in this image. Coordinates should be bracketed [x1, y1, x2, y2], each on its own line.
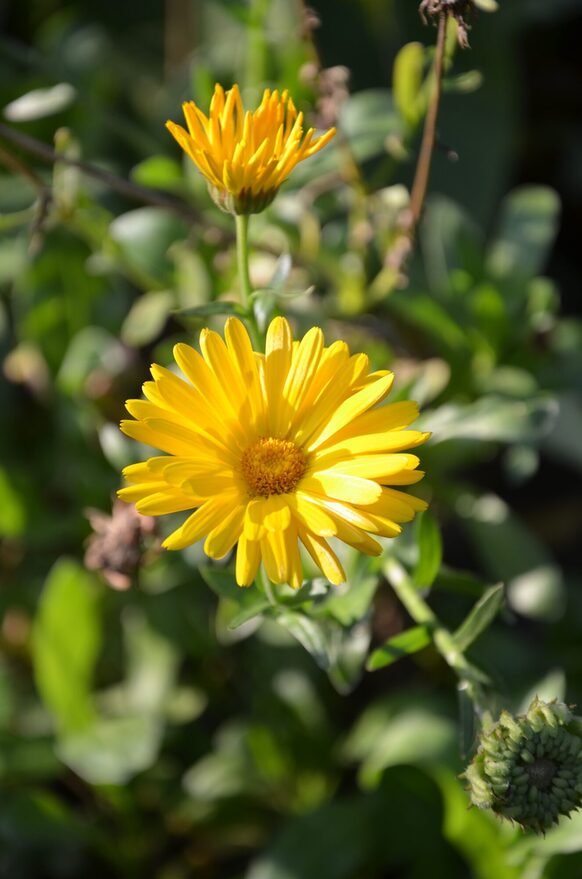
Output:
[118, 317, 429, 590]
[464, 698, 582, 834]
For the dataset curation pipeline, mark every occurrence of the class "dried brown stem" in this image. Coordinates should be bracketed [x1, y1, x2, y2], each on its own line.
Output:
[0, 121, 199, 224]
[0, 140, 52, 246]
[386, 9, 449, 282]
[408, 10, 447, 231]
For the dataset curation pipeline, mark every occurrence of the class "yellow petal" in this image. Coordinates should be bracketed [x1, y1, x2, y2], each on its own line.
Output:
[163, 495, 236, 551]
[261, 530, 288, 583]
[120, 420, 194, 458]
[300, 472, 382, 505]
[235, 534, 261, 587]
[316, 430, 429, 460]
[315, 454, 421, 481]
[298, 527, 345, 585]
[306, 372, 395, 451]
[263, 495, 292, 532]
[265, 316, 292, 436]
[224, 317, 266, 433]
[135, 491, 196, 516]
[244, 498, 267, 540]
[204, 505, 246, 559]
[287, 491, 337, 536]
[283, 525, 304, 590]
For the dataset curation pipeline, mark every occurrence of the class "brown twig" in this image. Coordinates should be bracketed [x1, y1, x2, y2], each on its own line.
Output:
[408, 9, 448, 231]
[0, 140, 52, 248]
[385, 8, 450, 282]
[0, 121, 200, 224]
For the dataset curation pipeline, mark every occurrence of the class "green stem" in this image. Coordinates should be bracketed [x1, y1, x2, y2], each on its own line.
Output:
[385, 557, 484, 706]
[235, 213, 253, 308]
[257, 564, 277, 605]
[234, 212, 263, 350]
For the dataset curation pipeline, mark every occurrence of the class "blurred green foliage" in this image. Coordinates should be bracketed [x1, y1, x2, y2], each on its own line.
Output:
[1, 1, 582, 877]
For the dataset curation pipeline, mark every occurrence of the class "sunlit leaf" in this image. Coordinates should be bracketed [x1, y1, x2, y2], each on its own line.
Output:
[452, 584, 504, 652]
[487, 186, 560, 282]
[32, 559, 101, 733]
[413, 511, 442, 590]
[393, 42, 425, 129]
[121, 290, 174, 347]
[176, 301, 246, 318]
[58, 716, 163, 785]
[4, 84, 76, 121]
[425, 396, 557, 445]
[275, 611, 331, 671]
[366, 625, 431, 672]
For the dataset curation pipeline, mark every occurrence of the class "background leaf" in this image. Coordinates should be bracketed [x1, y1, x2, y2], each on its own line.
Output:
[32, 559, 101, 733]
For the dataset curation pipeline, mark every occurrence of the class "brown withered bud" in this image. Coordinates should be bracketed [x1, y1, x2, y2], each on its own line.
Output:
[419, 0, 475, 48]
[300, 63, 350, 130]
[302, 6, 321, 37]
[84, 500, 158, 590]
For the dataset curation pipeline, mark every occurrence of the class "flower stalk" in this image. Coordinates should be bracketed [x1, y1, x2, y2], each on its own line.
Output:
[234, 213, 262, 349]
[385, 557, 486, 709]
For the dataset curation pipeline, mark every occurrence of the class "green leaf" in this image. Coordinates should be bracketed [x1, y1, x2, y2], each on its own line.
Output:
[275, 611, 331, 671]
[228, 599, 272, 630]
[109, 207, 188, 283]
[460, 494, 566, 622]
[424, 396, 557, 445]
[32, 559, 101, 733]
[366, 625, 431, 672]
[487, 186, 561, 281]
[443, 71, 483, 94]
[0, 467, 26, 537]
[393, 42, 425, 129]
[57, 716, 163, 785]
[452, 583, 504, 652]
[175, 301, 246, 318]
[321, 574, 379, 626]
[339, 90, 404, 163]
[434, 767, 523, 879]
[4, 83, 76, 121]
[121, 290, 174, 347]
[122, 610, 179, 715]
[413, 511, 442, 590]
[200, 565, 272, 630]
[344, 700, 456, 788]
[131, 155, 183, 189]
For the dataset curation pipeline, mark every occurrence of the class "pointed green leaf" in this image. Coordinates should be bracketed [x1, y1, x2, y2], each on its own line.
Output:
[275, 611, 331, 671]
[175, 301, 246, 318]
[366, 625, 431, 672]
[413, 511, 442, 591]
[452, 583, 504, 652]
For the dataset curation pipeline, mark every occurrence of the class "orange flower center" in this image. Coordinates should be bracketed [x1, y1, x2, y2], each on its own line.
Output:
[241, 437, 307, 497]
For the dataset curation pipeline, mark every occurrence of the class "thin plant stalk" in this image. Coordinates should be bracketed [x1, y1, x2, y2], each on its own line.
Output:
[234, 213, 263, 350]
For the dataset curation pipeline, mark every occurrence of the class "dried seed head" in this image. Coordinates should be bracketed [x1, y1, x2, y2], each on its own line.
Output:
[419, 0, 475, 48]
[84, 500, 157, 590]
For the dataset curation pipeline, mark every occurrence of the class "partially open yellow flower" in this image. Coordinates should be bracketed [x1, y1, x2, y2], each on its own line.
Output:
[118, 317, 428, 589]
[166, 83, 336, 214]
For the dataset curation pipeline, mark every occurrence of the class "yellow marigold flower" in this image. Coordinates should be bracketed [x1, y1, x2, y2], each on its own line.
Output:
[118, 317, 429, 589]
[166, 83, 336, 214]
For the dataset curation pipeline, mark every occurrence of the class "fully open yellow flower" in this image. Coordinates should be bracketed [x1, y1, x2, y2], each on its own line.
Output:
[118, 317, 428, 589]
[166, 83, 336, 214]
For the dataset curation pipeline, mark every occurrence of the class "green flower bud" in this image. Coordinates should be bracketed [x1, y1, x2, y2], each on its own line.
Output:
[463, 697, 582, 834]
